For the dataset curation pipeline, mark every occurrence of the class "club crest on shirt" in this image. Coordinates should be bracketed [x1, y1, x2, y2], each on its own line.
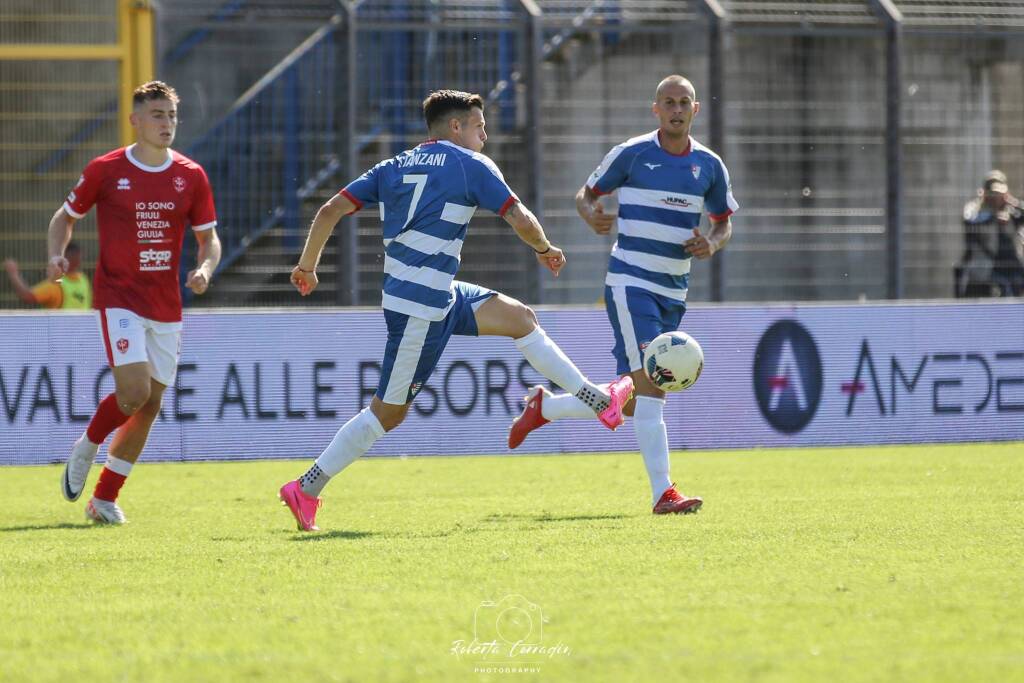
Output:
[691, 165, 701, 180]
[116, 338, 129, 353]
[173, 176, 186, 193]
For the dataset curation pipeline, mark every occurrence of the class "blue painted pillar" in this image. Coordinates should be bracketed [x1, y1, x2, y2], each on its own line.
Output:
[283, 68, 301, 248]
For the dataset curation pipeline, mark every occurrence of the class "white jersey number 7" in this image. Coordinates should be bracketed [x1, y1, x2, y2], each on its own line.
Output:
[401, 174, 428, 230]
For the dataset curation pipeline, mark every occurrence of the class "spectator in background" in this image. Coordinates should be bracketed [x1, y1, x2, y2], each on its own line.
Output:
[956, 170, 1024, 297]
[4, 241, 92, 309]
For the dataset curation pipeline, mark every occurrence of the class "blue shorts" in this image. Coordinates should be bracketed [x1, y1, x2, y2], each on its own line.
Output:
[377, 281, 496, 404]
[605, 285, 686, 376]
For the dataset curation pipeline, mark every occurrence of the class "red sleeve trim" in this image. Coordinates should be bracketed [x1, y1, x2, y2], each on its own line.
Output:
[589, 184, 611, 197]
[709, 209, 733, 223]
[339, 189, 363, 212]
[498, 195, 518, 217]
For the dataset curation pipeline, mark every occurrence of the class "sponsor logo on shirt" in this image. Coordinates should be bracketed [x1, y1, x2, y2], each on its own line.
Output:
[134, 202, 173, 243]
[173, 176, 186, 193]
[139, 249, 173, 272]
[117, 178, 131, 191]
[662, 196, 692, 208]
[116, 338, 129, 353]
[643, 163, 661, 170]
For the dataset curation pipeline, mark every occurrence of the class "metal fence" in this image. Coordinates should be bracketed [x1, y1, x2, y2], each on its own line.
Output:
[2, 0, 1023, 310]
[0, 0, 119, 308]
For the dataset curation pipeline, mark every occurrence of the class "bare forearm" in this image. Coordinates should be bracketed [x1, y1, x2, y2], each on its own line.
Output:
[195, 231, 222, 276]
[47, 209, 74, 259]
[299, 199, 348, 270]
[503, 202, 551, 253]
[708, 219, 732, 252]
[575, 186, 596, 220]
[5, 270, 36, 303]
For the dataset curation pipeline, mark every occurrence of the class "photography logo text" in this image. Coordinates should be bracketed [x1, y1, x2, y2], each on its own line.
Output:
[449, 595, 571, 674]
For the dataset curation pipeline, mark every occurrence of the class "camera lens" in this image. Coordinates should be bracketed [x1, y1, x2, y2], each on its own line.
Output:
[495, 607, 532, 643]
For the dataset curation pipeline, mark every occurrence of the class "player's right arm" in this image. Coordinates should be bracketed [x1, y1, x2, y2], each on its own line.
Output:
[45, 208, 77, 280]
[50, 158, 103, 279]
[291, 191, 359, 296]
[577, 143, 632, 236]
[575, 185, 616, 236]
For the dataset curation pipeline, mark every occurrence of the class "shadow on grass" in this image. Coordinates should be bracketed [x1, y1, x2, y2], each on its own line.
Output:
[483, 513, 629, 524]
[290, 530, 375, 542]
[0, 522, 91, 532]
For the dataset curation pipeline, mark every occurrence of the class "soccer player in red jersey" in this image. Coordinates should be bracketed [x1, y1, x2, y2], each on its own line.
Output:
[51, 81, 221, 524]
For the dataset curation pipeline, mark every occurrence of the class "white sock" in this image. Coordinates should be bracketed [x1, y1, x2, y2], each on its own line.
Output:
[514, 327, 586, 395]
[634, 396, 672, 504]
[541, 393, 596, 421]
[315, 408, 386, 477]
[104, 456, 133, 476]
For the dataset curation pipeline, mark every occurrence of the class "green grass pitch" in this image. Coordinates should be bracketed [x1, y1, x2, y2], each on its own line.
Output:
[1, 443, 1022, 682]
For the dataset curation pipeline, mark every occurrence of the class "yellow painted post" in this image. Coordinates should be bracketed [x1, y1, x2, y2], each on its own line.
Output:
[132, 1, 156, 87]
[118, 0, 156, 146]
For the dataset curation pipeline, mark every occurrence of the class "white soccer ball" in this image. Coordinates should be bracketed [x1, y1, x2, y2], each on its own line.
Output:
[643, 331, 704, 392]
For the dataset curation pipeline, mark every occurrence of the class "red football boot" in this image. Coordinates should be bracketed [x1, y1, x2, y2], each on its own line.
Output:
[508, 385, 551, 449]
[653, 484, 703, 515]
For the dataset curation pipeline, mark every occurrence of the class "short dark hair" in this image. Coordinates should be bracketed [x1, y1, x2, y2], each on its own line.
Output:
[65, 240, 81, 255]
[132, 80, 179, 107]
[422, 90, 484, 132]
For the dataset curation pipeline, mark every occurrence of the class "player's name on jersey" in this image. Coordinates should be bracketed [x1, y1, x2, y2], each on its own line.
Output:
[397, 152, 447, 168]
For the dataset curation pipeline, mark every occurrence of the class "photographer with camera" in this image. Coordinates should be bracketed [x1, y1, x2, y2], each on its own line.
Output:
[956, 169, 1024, 297]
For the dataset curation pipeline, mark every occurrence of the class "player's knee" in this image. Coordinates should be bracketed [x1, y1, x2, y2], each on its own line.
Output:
[136, 392, 164, 419]
[514, 302, 539, 337]
[116, 385, 151, 414]
[373, 403, 409, 432]
[378, 413, 404, 432]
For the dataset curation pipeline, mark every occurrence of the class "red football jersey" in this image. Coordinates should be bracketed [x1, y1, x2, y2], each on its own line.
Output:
[63, 145, 217, 322]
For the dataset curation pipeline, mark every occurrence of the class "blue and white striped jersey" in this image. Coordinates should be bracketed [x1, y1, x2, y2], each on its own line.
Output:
[343, 140, 518, 321]
[587, 131, 739, 301]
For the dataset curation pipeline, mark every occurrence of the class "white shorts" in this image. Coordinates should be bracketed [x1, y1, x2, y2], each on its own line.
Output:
[97, 308, 182, 386]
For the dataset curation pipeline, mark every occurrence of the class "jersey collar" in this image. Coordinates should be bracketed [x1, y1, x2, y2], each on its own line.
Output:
[125, 144, 173, 173]
[654, 131, 692, 157]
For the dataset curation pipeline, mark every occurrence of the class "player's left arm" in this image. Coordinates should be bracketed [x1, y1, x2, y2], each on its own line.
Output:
[185, 166, 221, 294]
[685, 156, 738, 260]
[502, 201, 566, 278]
[684, 218, 732, 260]
[187, 227, 222, 295]
[291, 192, 359, 296]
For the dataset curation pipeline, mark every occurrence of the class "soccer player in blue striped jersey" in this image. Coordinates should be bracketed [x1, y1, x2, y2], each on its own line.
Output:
[508, 75, 738, 515]
[278, 90, 634, 531]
